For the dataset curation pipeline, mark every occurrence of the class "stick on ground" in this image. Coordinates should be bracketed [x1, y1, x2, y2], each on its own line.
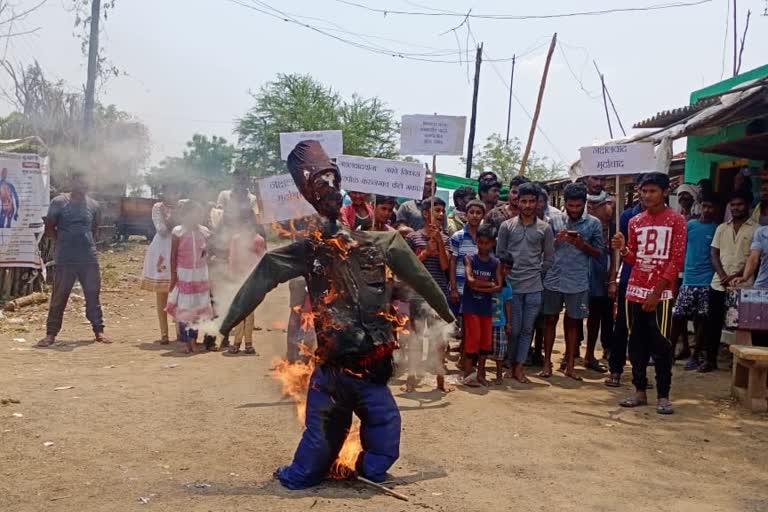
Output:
[355, 476, 409, 501]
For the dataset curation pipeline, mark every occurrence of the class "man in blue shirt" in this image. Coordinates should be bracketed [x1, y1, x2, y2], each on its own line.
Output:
[540, 182, 603, 380]
[671, 195, 718, 371]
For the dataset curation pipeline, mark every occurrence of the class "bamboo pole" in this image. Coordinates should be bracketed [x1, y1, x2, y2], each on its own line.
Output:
[356, 476, 409, 501]
[519, 33, 557, 176]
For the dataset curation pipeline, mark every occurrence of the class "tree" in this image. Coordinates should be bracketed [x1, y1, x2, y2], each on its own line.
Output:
[146, 134, 236, 197]
[236, 74, 398, 177]
[0, 61, 150, 195]
[462, 133, 566, 184]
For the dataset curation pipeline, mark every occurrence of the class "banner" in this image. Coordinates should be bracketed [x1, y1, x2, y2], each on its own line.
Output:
[400, 115, 466, 156]
[579, 143, 657, 176]
[0, 152, 49, 269]
[256, 174, 316, 224]
[337, 155, 425, 200]
[279, 130, 343, 160]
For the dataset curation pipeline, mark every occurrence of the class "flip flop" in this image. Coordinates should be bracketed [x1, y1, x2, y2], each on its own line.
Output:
[244, 345, 256, 355]
[619, 396, 648, 408]
[36, 338, 55, 347]
[227, 345, 240, 354]
[656, 400, 674, 415]
[604, 375, 621, 387]
[564, 372, 583, 382]
[585, 360, 608, 373]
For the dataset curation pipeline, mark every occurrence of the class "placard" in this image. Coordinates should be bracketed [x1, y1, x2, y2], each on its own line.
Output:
[579, 143, 657, 176]
[400, 115, 466, 156]
[337, 155, 425, 200]
[0, 152, 49, 268]
[256, 174, 316, 224]
[279, 130, 343, 160]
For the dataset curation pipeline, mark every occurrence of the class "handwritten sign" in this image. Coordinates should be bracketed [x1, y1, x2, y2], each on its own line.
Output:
[256, 174, 315, 223]
[279, 130, 343, 160]
[579, 143, 657, 176]
[400, 115, 466, 156]
[0, 152, 49, 269]
[337, 155, 425, 200]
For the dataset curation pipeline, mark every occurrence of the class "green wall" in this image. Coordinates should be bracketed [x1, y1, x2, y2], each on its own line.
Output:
[685, 64, 768, 183]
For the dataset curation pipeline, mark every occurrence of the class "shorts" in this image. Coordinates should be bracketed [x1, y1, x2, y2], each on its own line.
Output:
[491, 325, 508, 361]
[463, 313, 492, 356]
[541, 289, 590, 319]
[672, 285, 710, 318]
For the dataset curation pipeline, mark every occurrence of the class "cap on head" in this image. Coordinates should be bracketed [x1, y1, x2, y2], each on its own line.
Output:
[286, 140, 340, 201]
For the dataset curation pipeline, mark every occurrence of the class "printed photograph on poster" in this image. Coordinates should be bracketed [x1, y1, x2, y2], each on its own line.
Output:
[256, 173, 316, 224]
[400, 114, 466, 156]
[579, 143, 657, 176]
[0, 152, 49, 269]
[279, 130, 343, 161]
[336, 155, 425, 200]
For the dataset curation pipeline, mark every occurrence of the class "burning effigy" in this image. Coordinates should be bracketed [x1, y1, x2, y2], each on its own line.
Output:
[219, 140, 454, 490]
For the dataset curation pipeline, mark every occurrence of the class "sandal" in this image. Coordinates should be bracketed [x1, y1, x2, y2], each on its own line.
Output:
[244, 344, 256, 355]
[514, 374, 531, 384]
[462, 372, 481, 387]
[227, 345, 240, 355]
[563, 371, 583, 382]
[160, 336, 170, 345]
[537, 363, 553, 379]
[36, 337, 56, 347]
[656, 399, 674, 415]
[604, 375, 621, 387]
[585, 359, 608, 373]
[619, 396, 648, 408]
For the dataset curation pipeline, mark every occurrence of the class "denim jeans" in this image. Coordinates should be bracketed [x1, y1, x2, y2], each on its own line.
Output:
[507, 291, 542, 364]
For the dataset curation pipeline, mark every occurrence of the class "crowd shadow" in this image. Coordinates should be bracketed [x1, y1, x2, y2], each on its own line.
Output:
[136, 341, 214, 358]
[35, 340, 95, 352]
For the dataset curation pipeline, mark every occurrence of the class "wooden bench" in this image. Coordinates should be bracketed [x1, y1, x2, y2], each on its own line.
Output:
[730, 345, 768, 413]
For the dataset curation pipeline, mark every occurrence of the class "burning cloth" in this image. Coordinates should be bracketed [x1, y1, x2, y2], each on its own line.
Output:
[219, 141, 454, 489]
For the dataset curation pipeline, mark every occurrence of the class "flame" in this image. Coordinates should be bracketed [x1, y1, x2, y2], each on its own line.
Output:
[378, 310, 410, 335]
[300, 311, 315, 332]
[271, 346, 363, 479]
[325, 236, 350, 260]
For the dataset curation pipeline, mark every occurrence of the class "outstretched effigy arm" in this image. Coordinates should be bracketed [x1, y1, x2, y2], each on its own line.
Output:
[219, 241, 309, 336]
[378, 232, 455, 324]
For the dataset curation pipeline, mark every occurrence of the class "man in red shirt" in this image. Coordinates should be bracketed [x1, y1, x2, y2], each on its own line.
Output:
[611, 172, 687, 415]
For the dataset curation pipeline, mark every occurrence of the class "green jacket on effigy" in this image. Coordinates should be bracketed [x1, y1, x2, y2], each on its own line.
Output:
[220, 223, 454, 382]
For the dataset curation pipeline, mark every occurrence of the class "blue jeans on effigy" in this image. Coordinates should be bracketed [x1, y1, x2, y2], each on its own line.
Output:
[275, 365, 401, 490]
[507, 291, 542, 364]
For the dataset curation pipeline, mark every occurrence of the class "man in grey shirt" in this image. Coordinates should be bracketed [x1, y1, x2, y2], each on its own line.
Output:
[395, 173, 446, 234]
[495, 182, 554, 383]
[38, 173, 109, 347]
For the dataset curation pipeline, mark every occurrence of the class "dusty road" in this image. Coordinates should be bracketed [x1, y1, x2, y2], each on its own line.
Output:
[1, 243, 767, 512]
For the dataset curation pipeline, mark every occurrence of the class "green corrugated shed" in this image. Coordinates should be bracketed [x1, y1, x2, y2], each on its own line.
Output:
[685, 64, 768, 183]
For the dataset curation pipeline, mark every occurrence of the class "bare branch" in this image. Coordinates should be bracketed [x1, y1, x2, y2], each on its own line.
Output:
[0, 0, 48, 27]
[735, 9, 751, 75]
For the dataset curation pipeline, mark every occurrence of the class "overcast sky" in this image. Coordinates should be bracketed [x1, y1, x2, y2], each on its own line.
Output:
[2, 0, 767, 176]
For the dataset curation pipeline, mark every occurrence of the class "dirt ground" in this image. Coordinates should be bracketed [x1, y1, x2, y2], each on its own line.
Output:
[1, 242, 767, 512]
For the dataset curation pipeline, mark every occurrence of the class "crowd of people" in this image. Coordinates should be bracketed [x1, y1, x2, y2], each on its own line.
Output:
[37, 161, 768, 416]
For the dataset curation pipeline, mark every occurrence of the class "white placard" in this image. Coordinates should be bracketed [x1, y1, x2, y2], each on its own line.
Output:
[279, 130, 343, 161]
[579, 143, 657, 176]
[0, 152, 49, 269]
[400, 115, 466, 156]
[337, 155, 425, 200]
[256, 174, 316, 224]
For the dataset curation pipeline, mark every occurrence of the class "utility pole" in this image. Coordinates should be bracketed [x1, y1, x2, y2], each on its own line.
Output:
[505, 54, 515, 145]
[83, 0, 101, 133]
[465, 43, 483, 179]
[593, 60, 626, 136]
[595, 64, 614, 139]
[733, 0, 738, 76]
[519, 33, 556, 177]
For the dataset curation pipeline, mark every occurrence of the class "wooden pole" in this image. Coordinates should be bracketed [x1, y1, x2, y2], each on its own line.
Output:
[465, 43, 483, 178]
[519, 33, 557, 177]
[733, 0, 738, 76]
[83, 0, 101, 133]
[599, 73, 614, 140]
[356, 476, 409, 501]
[505, 54, 516, 146]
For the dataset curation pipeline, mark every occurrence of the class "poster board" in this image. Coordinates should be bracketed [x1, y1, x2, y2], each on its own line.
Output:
[279, 130, 343, 160]
[256, 173, 315, 224]
[400, 115, 466, 156]
[336, 155, 425, 200]
[0, 152, 49, 268]
[579, 143, 657, 176]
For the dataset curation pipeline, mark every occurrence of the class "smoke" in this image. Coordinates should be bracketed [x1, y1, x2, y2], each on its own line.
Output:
[395, 306, 453, 381]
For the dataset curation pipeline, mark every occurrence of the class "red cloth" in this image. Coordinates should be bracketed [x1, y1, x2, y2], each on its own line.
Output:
[340, 203, 374, 229]
[624, 207, 687, 303]
[463, 313, 492, 355]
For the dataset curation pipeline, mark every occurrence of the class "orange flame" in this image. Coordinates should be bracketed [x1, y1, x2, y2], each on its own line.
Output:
[378, 310, 410, 335]
[271, 345, 363, 479]
[325, 236, 351, 260]
[300, 311, 316, 332]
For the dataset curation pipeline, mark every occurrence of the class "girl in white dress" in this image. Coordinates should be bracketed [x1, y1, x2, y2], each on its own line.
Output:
[139, 185, 180, 343]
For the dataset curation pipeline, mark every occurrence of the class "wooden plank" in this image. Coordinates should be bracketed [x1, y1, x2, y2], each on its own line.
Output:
[730, 345, 768, 361]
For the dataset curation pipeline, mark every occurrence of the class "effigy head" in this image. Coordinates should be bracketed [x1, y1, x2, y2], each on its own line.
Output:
[287, 140, 343, 221]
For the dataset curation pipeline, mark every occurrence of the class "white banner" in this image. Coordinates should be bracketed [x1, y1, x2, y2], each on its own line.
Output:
[400, 114, 466, 156]
[0, 152, 49, 268]
[579, 143, 657, 176]
[279, 130, 343, 161]
[337, 155, 425, 200]
[256, 174, 316, 224]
